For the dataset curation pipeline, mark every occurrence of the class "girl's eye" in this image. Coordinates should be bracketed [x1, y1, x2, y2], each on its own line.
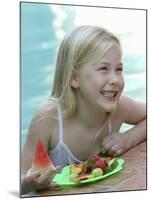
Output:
[116, 67, 123, 72]
[98, 66, 108, 71]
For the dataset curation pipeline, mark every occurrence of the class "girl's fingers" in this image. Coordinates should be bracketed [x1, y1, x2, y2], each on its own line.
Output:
[26, 170, 40, 182]
[101, 142, 122, 156]
[50, 165, 61, 179]
[36, 169, 52, 184]
[101, 140, 114, 154]
[113, 149, 123, 156]
[107, 144, 123, 156]
[102, 134, 115, 146]
[27, 168, 38, 177]
[24, 165, 61, 190]
[55, 165, 61, 171]
[47, 182, 60, 190]
[107, 144, 120, 155]
[36, 165, 61, 185]
[100, 146, 108, 155]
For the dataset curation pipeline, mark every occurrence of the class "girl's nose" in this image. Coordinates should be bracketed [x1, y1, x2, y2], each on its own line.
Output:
[109, 72, 119, 85]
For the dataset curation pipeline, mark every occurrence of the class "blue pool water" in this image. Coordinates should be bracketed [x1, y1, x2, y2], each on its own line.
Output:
[21, 3, 146, 149]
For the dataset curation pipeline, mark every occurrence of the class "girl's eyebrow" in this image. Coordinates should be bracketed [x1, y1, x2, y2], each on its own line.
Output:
[92, 61, 123, 66]
[92, 61, 110, 66]
[100, 62, 111, 65]
[100, 62, 123, 66]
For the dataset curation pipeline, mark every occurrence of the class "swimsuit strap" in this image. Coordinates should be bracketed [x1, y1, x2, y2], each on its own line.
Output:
[108, 116, 112, 135]
[55, 98, 64, 144]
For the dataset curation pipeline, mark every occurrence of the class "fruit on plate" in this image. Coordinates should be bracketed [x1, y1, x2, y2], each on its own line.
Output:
[93, 159, 107, 170]
[32, 140, 55, 172]
[90, 154, 100, 161]
[108, 158, 118, 168]
[91, 168, 103, 177]
[86, 154, 107, 171]
[76, 174, 94, 181]
[69, 173, 79, 182]
[70, 163, 88, 175]
[86, 155, 99, 172]
[105, 158, 118, 173]
[70, 165, 82, 175]
[69, 154, 119, 182]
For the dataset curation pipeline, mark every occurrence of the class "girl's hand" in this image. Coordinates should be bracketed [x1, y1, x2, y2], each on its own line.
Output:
[23, 165, 61, 191]
[100, 132, 132, 156]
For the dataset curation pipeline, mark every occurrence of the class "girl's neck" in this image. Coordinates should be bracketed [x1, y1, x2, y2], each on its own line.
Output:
[74, 98, 111, 128]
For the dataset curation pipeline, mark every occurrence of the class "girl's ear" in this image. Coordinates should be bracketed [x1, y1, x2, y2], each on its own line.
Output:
[70, 69, 79, 88]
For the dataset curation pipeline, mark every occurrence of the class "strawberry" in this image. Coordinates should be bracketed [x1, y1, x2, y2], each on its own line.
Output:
[90, 154, 100, 161]
[86, 154, 101, 172]
[94, 159, 107, 171]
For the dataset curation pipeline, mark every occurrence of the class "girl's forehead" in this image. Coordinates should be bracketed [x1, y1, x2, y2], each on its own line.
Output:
[93, 44, 122, 64]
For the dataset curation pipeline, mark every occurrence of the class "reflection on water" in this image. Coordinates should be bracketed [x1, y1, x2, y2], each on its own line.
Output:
[21, 3, 146, 148]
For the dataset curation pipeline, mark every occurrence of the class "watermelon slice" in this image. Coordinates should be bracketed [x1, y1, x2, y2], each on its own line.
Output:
[32, 140, 55, 172]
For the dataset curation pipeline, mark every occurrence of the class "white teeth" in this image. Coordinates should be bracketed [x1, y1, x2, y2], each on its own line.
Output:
[101, 91, 117, 97]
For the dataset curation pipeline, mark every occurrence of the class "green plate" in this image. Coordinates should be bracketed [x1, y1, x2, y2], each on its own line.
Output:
[52, 158, 125, 186]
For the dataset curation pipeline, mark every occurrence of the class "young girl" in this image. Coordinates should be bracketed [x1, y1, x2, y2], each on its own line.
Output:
[21, 25, 146, 193]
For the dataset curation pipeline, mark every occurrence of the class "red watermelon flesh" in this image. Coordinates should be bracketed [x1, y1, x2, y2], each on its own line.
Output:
[32, 140, 54, 171]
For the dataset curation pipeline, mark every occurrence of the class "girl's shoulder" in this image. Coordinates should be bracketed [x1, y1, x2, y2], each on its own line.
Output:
[118, 95, 130, 108]
[36, 98, 58, 120]
[22, 99, 58, 165]
[118, 95, 145, 110]
[117, 95, 146, 124]
[29, 98, 59, 130]
[117, 95, 136, 116]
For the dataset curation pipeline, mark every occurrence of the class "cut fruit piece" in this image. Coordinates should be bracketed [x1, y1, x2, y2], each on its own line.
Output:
[90, 154, 100, 161]
[91, 168, 103, 177]
[108, 158, 118, 168]
[70, 165, 82, 175]
[76, 174, 94, 181]
[69, 173, 79, 182]
[70, 163, 88, 175]
[105, 158, 118, 173]
[86, 155, 98, 171]
[32, 140, 55, 171]
[93, 159, 107, 170]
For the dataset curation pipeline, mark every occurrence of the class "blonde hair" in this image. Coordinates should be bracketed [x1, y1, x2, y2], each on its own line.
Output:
[51, 25, 121, 117]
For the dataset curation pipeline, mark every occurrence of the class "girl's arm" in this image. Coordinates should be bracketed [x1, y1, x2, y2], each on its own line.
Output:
[21, 114, 52, 174]
[120, 95, 146, 146]
[21, 112, 54, 194]
[101, 96, 146, 156]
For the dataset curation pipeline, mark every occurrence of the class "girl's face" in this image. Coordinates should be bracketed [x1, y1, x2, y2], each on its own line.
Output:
[74, 43, 125, 112]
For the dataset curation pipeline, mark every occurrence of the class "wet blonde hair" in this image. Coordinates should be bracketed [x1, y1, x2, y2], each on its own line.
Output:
[51, 25, 121, 117]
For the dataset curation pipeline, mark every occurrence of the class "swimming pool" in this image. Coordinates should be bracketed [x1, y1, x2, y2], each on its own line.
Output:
[21, 3, 146, 148]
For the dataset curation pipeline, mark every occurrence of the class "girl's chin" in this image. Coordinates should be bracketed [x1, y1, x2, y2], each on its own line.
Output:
[98, 101, 118, 112]
[104, 106, 116, 113]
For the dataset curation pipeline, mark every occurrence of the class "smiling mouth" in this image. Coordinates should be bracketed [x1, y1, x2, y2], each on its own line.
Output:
[100, 90, 118, 98]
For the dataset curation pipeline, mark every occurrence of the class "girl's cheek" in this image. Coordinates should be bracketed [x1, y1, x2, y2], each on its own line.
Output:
[96, 75, 107, 85]
[121, 77, 125, 89]
[119, 78, 125, 94]
[95, 73, 108, 82]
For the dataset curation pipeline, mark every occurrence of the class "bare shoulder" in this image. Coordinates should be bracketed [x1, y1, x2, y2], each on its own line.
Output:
[36, 98, 58, 119]
[23, 98, 58, 150]
[29, 98, 58, 140]
[117, 95, 146, 124]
